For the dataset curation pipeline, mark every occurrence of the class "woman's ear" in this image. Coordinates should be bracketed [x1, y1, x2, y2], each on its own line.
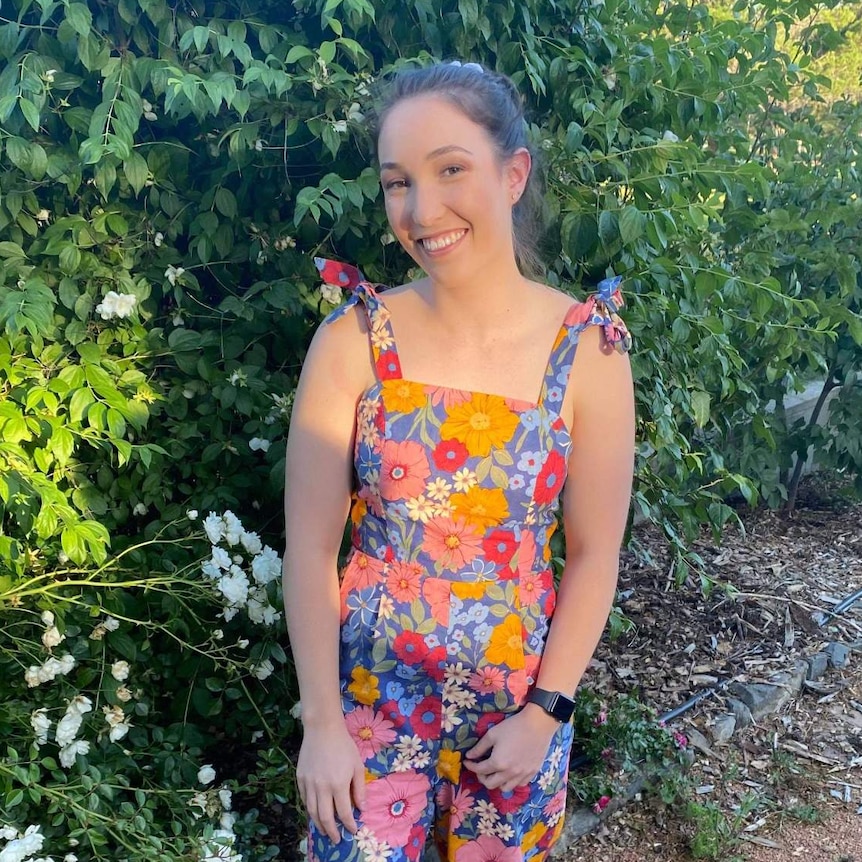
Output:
[507, 147, 532, 201]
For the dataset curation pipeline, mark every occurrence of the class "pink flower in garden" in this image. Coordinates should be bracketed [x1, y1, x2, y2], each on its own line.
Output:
[594, 709, 607, 726]
[592, 794, 612, 814]
[344, 706, 396, 759]
[362, 771, 431, 847]
[455, 834, 522, 862]
[673, 730, 688, 749]
[380, 440, 430, 500]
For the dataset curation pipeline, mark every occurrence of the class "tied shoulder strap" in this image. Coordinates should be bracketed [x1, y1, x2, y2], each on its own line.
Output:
[315, 257, 403, 380]
[538, 275, 633, 406]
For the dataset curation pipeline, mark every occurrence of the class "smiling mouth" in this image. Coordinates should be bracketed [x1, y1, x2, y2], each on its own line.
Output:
[417, 229, 467, 252]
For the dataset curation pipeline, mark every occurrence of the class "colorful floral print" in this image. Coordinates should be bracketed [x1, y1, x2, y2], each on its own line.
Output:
[308, 260, 631, 862]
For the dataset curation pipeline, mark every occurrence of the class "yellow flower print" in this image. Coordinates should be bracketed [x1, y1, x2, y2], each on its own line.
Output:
[451, 582, 487, 600]
[439, 393, 520, 457]
[347, 666, 380, 705]
[450, 486, 509, 531]
[436, 748, 462, 784]
[522, 822, 546, 853]
[382, 379, 427, 414]
[485, 614, 526, 669]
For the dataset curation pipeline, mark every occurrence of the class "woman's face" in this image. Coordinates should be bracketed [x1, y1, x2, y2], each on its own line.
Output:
[377, 93, 528, 282]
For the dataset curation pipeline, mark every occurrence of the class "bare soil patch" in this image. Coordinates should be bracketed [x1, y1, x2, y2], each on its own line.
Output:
[562, 473, 862, 862]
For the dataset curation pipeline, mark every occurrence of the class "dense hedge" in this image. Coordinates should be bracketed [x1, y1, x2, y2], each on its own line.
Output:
[0, 0, 860, 858]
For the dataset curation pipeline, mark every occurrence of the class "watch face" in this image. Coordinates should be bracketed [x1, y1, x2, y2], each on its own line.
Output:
[550, 695, 575, 722]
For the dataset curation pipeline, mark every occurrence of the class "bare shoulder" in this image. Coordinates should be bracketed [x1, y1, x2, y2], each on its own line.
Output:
[304, 300, 375, 398]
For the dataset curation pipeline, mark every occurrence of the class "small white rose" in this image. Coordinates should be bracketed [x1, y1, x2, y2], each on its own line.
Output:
[132, 502, 147, 516]
[42, 625, 66, 649]
[111, 660, 130, 681]
[41, 610, 55, 626]
[197, 764, 217, 785]
[248, 437, 271, 453]
[154, 231, 164, 247]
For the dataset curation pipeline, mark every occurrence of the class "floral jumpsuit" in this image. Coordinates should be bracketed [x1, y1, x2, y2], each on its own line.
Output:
[308, 259, 632, 862]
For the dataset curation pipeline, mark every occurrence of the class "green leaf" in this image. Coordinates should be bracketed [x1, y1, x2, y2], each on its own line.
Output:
[214, 187, 237, 218]
[66, 3, 93, 36]
[59, 244, 82, 274]
[6, 136, 31, 171]
[598, 210, 619, 247]
[0, 241, 26, 259]
[18, 97, 40, 132]
[690, 390, 711, 429]
[69, 387, 94, 423]
[123, 150, 149, 195]
[619, 206, 646, 245]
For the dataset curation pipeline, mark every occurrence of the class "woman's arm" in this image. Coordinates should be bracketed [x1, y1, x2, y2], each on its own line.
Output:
[282, 305, 373, 841]
[531, 323, 635, 699]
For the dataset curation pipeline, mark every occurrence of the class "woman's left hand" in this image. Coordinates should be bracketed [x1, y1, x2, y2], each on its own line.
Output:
[462, 703, 561, 791]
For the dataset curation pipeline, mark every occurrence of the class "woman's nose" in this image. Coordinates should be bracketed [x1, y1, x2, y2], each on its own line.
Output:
[406, 182, 445, 227]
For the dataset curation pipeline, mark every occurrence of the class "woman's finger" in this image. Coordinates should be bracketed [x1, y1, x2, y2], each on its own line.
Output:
[334, 785, 358, 835]
[314, 792, 342, 843]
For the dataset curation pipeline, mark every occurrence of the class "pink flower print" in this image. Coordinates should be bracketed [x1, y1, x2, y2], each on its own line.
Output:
[342, 552, 386, 591]
[505, 668, 529, 705]
[428, 386, 470, 410]
[422, 577, 451, 627]
[386, 560, 423, 602]
[423, 517, 482, 572]
[519, 570, 544, 606]
[362, 771, 431, 847]
[380, 440, 430, 500]
[447, 786, 475, 830]
[455, 834, 523, 862]
[515, 530, 537, 581]
[544, 788, 567, 818]
[468, 666, 506, 695]
[344, 706, 396, 759]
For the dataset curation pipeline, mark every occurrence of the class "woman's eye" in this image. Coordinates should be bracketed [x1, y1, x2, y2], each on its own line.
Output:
[384, 178, 407, 190]
[443, 165, 463, 177]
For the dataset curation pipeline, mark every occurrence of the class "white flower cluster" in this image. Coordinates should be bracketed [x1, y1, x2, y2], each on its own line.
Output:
[319, 282, 342, 305]
[39, 611, 65, 650]
[24, 654, 75, 688]
[95, 291, 137, 320]
[191, 765, 243, 861]
[55, 696, 92, 768]
[0, 824, 50, 862]
[200, 512, 282, 627]
[263, 391, 295, 426]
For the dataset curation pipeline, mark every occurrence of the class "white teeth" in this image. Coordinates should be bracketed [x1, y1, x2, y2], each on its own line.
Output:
[420, 230, 465, 251]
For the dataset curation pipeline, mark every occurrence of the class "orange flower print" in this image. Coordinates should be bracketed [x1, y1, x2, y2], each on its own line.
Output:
[450, 486, 509, 531]
[423, 517, 483, 572]
[380, 439, 431, 500]
[436, 747, 462, 784]
[386, 560, 423, 602]
[347, 666, 381, 705]
[485, 614, 526, 669]
[439, 393, 520, 457]
[382, 379, 428, 415]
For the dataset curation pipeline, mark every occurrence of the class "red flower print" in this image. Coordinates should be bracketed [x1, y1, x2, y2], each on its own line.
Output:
[380, 440, 431, 500]
[455, 834, 523, 862]
[393, 631, 429, 665]
[410, 696, 442, 740]
[362, 771, 431, 847]
[406, 823, 427, 861]
[534, 450, 567, 505]
[488, 783, 531, 815]
[378, 699, 407, 729]
[422, 645, 448, 682]
[482, 529, 518, 566]
[474, 712, 505, 739]
[432, 438, 469, 472]
[375, 348, 402, 380]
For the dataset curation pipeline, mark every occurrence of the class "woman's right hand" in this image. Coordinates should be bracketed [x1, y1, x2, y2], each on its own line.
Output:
[296, 719, 366, 843]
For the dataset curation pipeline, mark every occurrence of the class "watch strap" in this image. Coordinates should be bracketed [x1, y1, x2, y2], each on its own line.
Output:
[527, 687, 575, 723]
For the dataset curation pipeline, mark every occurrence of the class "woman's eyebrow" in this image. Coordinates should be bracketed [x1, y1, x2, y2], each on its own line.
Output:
[380, 145, 474, 171]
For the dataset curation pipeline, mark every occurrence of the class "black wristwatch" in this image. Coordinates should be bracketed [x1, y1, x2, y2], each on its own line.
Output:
[527, 687, 576, 723]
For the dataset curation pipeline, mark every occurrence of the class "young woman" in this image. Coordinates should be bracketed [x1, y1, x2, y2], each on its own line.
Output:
[283, 61, 635, 862]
